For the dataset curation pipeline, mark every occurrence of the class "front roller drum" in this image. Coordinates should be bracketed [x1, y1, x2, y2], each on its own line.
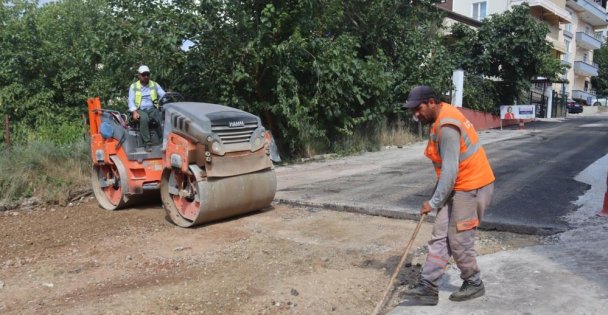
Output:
[160, 165, 277, 227]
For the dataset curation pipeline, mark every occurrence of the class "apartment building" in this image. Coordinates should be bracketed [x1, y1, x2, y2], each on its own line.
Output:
[445, 0, 608, 105]
[564, 0, 607, 103]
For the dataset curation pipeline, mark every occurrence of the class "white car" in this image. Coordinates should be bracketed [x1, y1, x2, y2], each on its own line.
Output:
[591, 97, 608, 106]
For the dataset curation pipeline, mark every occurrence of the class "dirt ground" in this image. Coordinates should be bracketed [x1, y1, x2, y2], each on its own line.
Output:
[0, 199, 545, 315]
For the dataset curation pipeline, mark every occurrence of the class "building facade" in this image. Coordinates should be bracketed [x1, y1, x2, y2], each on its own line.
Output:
[564, 0, 607, 103]
[446, 0, 608, 105]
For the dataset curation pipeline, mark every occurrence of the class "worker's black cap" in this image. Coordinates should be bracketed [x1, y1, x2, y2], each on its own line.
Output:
[402, 85, 436, 109]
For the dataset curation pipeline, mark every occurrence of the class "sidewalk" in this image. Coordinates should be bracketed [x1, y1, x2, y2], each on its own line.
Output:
[387, 154, 608, 315]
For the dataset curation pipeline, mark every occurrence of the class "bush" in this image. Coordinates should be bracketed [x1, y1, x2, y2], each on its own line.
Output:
[463, 75, 500, 114]
[0, 140, 89, 205]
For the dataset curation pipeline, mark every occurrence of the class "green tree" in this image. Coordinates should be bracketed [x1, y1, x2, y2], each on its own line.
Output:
[184, 0, 448, 155]
[449, 4, 564, 107]
[0, 0, 451, 157]
[0, 0, 115, 143]
[0, 0, 197, 142]
[592, 43, 608, 98]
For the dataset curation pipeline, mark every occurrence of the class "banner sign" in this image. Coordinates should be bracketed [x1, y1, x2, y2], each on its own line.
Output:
[500, 105, 535, 119]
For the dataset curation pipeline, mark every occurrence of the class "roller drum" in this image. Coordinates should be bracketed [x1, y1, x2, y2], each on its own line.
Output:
[161, 165, 276, 227]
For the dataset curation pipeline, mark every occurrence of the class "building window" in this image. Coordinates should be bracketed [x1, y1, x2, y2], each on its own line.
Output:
[564, 23, 572, 33]
[472, 2, 487, 21]
[564, 39, 571, 62]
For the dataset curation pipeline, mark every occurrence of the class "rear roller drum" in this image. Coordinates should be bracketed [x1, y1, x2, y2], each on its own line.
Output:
[91, 155, 130, 210]
[161, 165, 277, 228]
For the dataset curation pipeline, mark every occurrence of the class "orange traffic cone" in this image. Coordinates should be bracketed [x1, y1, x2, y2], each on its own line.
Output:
[599, 173, 608, 217]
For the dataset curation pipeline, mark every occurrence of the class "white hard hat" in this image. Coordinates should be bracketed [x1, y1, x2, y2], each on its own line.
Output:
[138, 65, 150, 74]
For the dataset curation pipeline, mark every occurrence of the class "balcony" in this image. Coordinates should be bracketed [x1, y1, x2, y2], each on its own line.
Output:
[512, 0, 571, 24]
[573, 60, 599, 76]
[566, 0, 608, 27]
[576, 31, 602, 50]
[571, 89, 596, 103]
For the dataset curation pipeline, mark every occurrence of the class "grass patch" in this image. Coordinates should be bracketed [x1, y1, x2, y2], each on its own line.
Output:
[375, 117, 422, 148]
[0, 140, 90, 206]
[301, 117, 423, 158]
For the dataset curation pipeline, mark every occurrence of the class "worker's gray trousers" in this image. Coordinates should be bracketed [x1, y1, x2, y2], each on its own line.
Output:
[421, 183, 494, 287]
[138, 107, 161, 144]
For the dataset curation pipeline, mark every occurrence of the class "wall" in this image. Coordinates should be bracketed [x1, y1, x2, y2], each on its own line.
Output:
[458, 107, 521, 130]
[452, 0, 511, 20]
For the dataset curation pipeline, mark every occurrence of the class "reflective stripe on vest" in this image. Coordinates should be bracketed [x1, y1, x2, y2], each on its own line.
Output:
[430, 117, 481, 168]
[131, 80, 158, 108]
[424, 103, 495, 191]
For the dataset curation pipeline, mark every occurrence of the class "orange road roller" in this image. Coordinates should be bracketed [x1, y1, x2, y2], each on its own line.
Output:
[86, 94, 277, 227]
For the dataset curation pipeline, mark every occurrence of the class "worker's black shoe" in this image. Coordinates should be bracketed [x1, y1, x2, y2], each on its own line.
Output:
[144, 143, 153, 152]
[449, 280, 485, 302]
[399, 281, 438, 306]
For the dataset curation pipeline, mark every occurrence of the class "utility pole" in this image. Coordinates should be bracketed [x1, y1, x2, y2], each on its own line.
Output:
[451, 69, 464, 107]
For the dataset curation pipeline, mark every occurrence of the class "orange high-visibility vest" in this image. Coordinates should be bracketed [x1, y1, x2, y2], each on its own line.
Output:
[425, 103, 495, 191]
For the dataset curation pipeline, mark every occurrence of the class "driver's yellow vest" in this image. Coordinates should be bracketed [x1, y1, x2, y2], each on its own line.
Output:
[131, 80, 158, 108]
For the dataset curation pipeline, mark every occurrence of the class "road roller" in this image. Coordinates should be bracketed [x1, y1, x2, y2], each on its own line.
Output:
[86, 95, 277, 227]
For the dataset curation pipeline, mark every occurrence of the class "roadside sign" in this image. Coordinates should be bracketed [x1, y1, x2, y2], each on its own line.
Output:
[500, 105, 535, 119]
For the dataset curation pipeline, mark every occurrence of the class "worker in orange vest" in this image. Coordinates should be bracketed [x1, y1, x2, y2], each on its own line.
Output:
[400, 86, 495, 306]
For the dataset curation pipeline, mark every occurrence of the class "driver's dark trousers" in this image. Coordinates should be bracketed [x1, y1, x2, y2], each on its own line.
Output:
[139, 107, 161, 145]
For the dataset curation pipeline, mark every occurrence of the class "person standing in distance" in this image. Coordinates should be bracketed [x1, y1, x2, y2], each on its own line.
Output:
[400, 86, 495, 306]
[128, 65, 166, 152]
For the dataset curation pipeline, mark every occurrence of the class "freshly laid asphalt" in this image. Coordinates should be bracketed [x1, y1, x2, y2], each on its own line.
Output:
[275, 112, 608, 235]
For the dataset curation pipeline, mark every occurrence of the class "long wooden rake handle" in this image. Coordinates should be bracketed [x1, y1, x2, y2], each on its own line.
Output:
[371, 213, 427, 315]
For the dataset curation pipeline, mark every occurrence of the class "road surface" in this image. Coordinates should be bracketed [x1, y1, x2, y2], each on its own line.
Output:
[276, 114, 608, 234]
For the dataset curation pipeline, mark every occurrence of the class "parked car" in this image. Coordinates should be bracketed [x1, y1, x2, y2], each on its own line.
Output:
[591, 97, 608, 106]
[567, 100, 583, 114]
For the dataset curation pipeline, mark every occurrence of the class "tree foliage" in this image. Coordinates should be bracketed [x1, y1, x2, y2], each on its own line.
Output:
[180, 0, 449, 154]
[592, 43, 608, 98]
[1, 0, 449, 154]
[449, 4, 564, 107]
[0, 0, 566, 156]
[1, 0, 106, 142]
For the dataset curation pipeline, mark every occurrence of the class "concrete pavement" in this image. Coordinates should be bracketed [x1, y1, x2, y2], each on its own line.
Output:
[388, 153, 608, 315]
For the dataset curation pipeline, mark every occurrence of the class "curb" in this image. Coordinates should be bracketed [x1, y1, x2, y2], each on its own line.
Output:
[274, 198, 566, 235]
